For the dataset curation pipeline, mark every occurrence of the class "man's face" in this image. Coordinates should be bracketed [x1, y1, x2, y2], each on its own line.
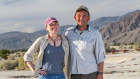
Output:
[74, 11, 90, 27]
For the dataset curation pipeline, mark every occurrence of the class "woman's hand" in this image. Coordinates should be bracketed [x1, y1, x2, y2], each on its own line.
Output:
[39, 69, 47, 75]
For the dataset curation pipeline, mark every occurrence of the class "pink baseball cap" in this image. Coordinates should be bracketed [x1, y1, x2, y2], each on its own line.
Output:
[45, 17, 58, 26]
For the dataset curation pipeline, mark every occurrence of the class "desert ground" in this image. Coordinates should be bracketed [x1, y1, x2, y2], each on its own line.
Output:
[0, 51, 140, 79]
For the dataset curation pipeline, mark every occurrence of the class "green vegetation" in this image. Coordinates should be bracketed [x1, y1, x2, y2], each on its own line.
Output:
[0, 49, 11, 59]
[105, 47, 116, 53]
[105, 43, 140, 53]
[0, 50, 38, 71]
[129, 42, 134, 45]
[114, 43, 121, 46]
[16, 57, 28, 70]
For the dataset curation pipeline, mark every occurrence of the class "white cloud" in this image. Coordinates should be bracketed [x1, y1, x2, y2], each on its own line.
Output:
[0, 0, 140, 34]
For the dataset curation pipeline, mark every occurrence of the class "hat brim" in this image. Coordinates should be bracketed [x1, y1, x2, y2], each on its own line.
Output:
[47, 20, 58, 25]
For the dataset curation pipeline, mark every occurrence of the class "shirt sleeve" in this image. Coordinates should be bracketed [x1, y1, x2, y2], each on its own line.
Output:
[24, 37, 41, 62]
[94, 31, 106, 64]
[65, 29, 68, 38]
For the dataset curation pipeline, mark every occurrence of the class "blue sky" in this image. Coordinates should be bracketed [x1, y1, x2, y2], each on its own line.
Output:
[0, 0, 140, 34]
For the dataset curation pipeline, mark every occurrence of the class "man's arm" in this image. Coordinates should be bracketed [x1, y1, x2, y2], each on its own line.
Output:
[94, 31, 105, 79]
[98, 61, 104, 72]
[97, 61, 104, 79]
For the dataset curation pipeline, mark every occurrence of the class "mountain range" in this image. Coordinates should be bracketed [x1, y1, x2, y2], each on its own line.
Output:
[0, 10, 140, 50]
[100, 10, 140, 45]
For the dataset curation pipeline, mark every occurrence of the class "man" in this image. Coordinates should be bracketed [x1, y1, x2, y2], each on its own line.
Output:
[65, 5, 106, 79]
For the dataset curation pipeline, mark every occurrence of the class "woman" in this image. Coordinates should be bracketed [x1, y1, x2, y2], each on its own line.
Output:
[24, 17, 70, 79]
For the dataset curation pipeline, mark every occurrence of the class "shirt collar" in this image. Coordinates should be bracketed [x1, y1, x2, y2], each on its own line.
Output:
[74, 25, 90, 32]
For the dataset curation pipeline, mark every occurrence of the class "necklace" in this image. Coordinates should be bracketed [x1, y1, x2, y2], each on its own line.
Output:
[49, 34, 58, 47]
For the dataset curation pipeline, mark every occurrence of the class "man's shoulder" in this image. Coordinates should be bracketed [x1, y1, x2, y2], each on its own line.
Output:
[65, 27, 75, 36]
[66, 27, 75, 31]
[90, 27, 99, 33]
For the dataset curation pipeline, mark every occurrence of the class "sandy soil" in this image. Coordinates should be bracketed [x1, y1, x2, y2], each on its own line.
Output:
[104, 51, 140, 79]
[0, 71, 37, 79]
[0, 51, 140, 79]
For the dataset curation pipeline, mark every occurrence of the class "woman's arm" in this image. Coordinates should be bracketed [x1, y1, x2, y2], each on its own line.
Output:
[26, 61, 35, 74]
[24, 37, 41, 62]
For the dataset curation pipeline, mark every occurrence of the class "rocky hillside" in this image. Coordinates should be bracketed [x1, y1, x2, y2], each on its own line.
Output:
[89, 16, 120, 29]
[0, 31, 46, 50]
[100, 10, 140, 45]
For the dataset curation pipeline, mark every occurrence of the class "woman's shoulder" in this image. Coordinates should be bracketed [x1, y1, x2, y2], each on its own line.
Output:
[59, 34, 69, 44]
[35, 34, 48, 42]
[60, 34, 67, 41]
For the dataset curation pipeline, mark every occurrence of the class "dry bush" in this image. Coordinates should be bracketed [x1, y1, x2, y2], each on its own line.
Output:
[0, 51, 38, 71]
[7, 53, 17, 60]
[0, 60, 18, 70]
[16, 57, 28, 70]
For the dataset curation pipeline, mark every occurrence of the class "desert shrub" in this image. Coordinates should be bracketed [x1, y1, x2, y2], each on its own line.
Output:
[106, 47, 116, 53]
[0, 60, 18, 70]
[138, 45, 140, 48]
[16, 52, 25, 57]
[0, 51, 38, 70]
[129, 42, 134, 45]
[16, 52, 38, 70]
[13, 52, 37, 70]
[16, 57, 28, 70]
[0, 49, 11, 59]
[7, 53, 17, 60]
[114, 43, 121, 46]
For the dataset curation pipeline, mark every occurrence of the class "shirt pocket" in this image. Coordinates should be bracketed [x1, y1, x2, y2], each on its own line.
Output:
[82, 37, 95, 52]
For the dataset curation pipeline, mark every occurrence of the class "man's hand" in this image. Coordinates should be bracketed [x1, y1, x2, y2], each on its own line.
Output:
[96, 74, 103, 79]
[39, 69, 47, 75]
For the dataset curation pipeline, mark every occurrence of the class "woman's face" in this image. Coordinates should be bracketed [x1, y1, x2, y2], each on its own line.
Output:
[45, 21, 59, 34]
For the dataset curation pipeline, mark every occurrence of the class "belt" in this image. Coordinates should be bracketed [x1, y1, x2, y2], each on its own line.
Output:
[71, 72, 98, 76]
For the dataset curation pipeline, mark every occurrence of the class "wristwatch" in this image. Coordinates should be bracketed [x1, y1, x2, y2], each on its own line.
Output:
[98, 72, 103, 75]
